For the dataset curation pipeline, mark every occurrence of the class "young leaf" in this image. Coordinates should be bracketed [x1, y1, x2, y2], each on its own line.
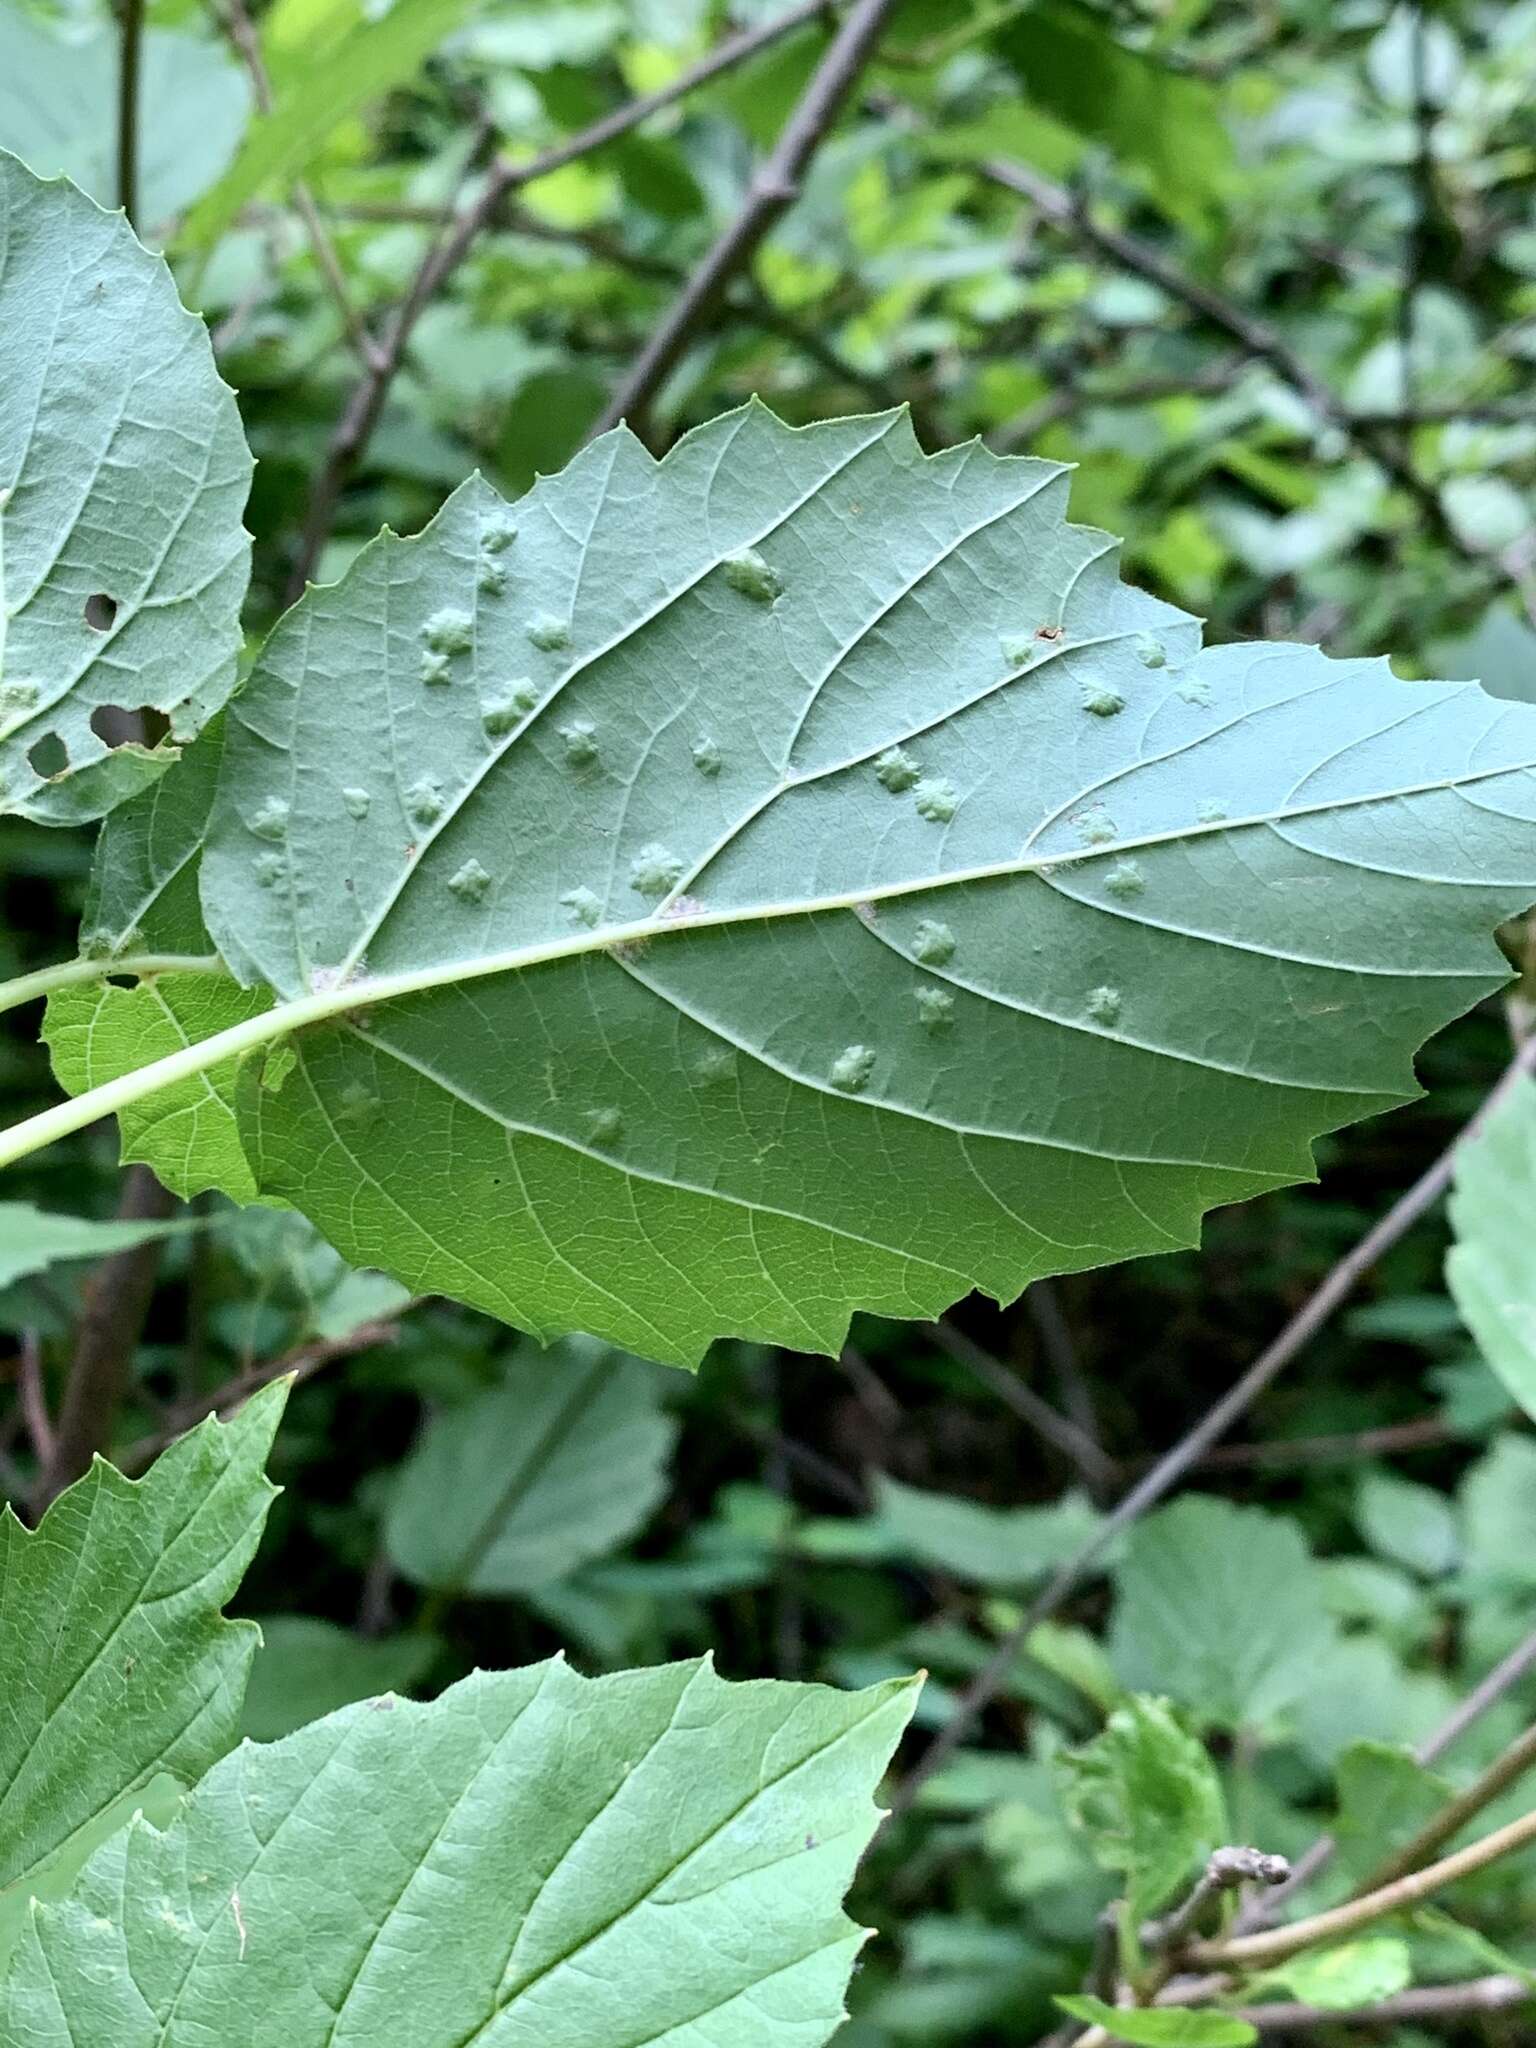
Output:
[385, 1337, 677, 1594]
[1059, 1695, 1225, 1929]
[1448, 1075, 1536, 1424]
[1257, 1936, 1412, 2010]
[142, 401, 1534, 1367]
[1, 1657, 920, 2047]
[0, 1382, 285, 1960]
[0, 1201, 186, 1287]
[1054, 1995, 1256, 2046]
[1108, 1497, 1336, 1730]
[0, 152, 251, 822]
[182, 0, 480, 249]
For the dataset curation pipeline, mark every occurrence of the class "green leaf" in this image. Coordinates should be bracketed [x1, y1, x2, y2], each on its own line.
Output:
[223, 1208, 409, 1339]
[0, 11, 251, 228]
[1458, 1434, 1536, 1595]
[0, 1383, 285, 1965]
[2, 1657, 920, 2047]
[1108, 1497, 1336, 1730]
[167, 403, 1536, 1366]
[1355, 1470, 1460, 1578]
[0, 151, 251, 823]
[1448, 1076, 1536, 1424]
[385, 1336, 677, 1594]
[1259, 1936, 1412, 2011]
[239, 1616, 438, 1742]
[994, 2, 1234, 216]
[45, 976, 274, 1203]
[1055, 1995, 1256, 2046]
[1331, 1741, 1452, 1881]
[0, 1201, 187, 1287]
[835, 1473, 1101, 1586]
[182, 0, 479, 249]
[1059, 1695, 1225, 1927]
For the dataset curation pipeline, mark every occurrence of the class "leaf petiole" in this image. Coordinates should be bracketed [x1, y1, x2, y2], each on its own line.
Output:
[0, 953, 229, 1019]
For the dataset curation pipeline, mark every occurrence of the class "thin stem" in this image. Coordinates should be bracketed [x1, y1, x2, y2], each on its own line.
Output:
[978, 155, 1490, 579]
[217, 0, 383, 371]
[929, 1319, 1115, 1492]
[591, 0, 898, 441]
[889, 1029, 1536, 1819]
[37, 1166, 175, 1507]
[1253, 1620, 1536, 1922]
[118, 1307, 411, 1475]
[116, 0, 144, 227]
[12, 757, 1527, 1173]
[18, 1330, 53, 1467]
[287, 0, 835, 595]
[0, 954, 226, 1019]
[1232, 1975, 1529, 2032]
[1184, 1804, 1536, 1971]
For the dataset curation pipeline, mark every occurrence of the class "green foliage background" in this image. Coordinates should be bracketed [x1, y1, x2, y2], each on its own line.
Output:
[4, 0, 1536, 2039]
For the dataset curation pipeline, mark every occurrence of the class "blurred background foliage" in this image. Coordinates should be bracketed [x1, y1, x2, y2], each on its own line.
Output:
[3, 0, 1536, 2038]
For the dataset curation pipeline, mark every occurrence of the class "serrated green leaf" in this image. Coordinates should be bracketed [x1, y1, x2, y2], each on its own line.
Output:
[142, 400, 1536, 1366]
[0, 1201, 187, 1286]
[1108, 1497, 1336, 1730]
[1448, 1076, 1536, 1424]
[0, 1382, 286, 1965]
[1055, 1995, 1255, 2046]
[1059, 1695, 1225, 1928]
[0, 151, 251, 822]
[385, 1336, 677, 1594]
[2, 1656, 919, 2047]
[44, 975, 273, 1202]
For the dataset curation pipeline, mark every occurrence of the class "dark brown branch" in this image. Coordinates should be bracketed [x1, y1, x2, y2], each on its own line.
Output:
[929, 1319, 1115, 1493]
[38, 1165, 175, 1507]
[978, 156, 1492, 575]
[287, 0, 835, 597]
[118, 1308, 411, 1477]
[1234, 1976, 1529, 2033]
[115, 0, 144, 227]
[18, 1329, 53, 1469]
[590, 0, 898, 442]
[889, 1028, 1536, 1820]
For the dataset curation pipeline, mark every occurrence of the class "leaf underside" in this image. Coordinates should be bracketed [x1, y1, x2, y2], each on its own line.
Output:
[2, 1656, 918, 2048]
[63, 400, 1536, 1365]
[0, 152, 250, 822]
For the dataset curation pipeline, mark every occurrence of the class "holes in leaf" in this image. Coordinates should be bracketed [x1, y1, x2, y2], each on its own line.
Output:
[84, 592, 119, 632]
[28, 732, 68, 777]
[89, 705, 171, 748]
